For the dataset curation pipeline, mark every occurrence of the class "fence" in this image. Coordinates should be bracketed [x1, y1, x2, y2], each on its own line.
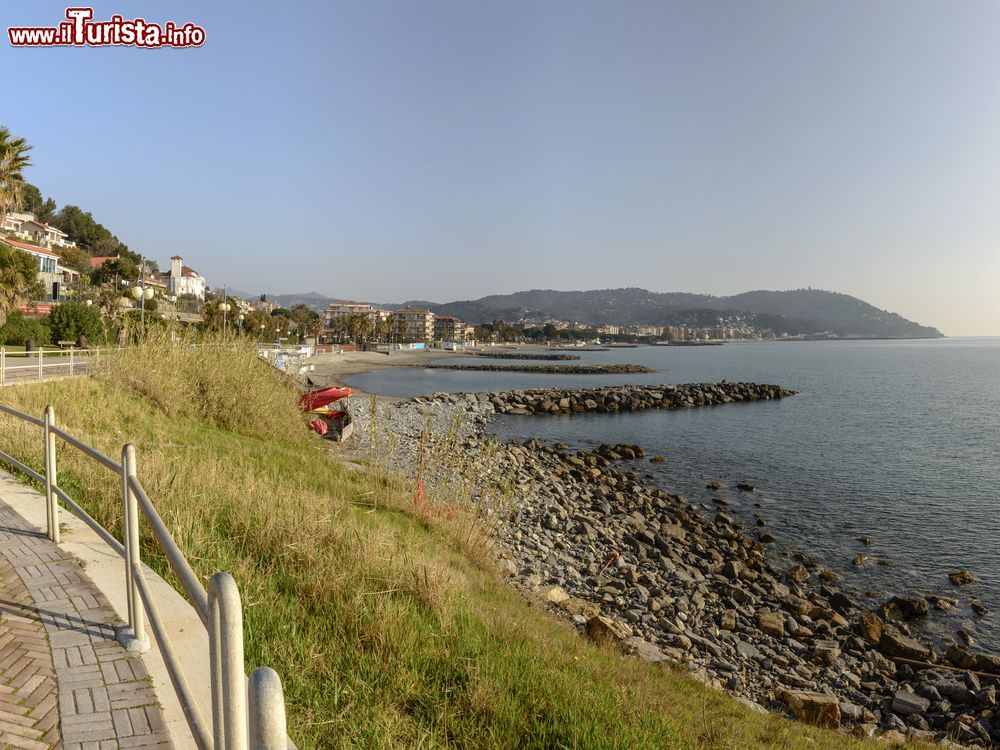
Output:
[0, 402, 291, 750]
[0, 347, 92, 386]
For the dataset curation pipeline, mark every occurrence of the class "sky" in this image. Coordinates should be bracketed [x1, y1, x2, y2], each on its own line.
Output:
[2, 1, 999, 335]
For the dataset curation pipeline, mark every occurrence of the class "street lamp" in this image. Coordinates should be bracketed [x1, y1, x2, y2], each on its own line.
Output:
[85, 299, 93, 307]
[237, 313, 244, 335]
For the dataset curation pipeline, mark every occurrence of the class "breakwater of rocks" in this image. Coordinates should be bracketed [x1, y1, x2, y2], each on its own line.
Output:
[414, 382, 795, 416]
[471, 352, 582, 361]
[349, 387, 999, 747]
[421, 363, 656, 375]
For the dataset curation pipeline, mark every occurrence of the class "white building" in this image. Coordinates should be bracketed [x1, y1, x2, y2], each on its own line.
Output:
[166, 255, 207, 300]
[1, 238, 78, 292]
[16, 220, 76, 249]
[1, 210, 36, 233]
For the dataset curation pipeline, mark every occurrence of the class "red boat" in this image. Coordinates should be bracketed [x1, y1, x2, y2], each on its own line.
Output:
[300, 386, 353, 439]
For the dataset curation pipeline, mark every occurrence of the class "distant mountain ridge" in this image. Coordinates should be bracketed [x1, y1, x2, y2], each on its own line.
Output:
[251, 287, 943, 339]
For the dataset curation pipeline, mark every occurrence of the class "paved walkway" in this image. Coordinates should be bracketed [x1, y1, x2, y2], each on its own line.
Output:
[0, 498, 172, 750]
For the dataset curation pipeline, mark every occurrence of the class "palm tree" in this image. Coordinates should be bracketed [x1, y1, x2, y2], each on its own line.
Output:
[0, 127, 32, 227]
[0, 241, 41, 326]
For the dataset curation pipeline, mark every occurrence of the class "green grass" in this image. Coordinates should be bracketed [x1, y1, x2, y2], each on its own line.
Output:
[0, 334, 898, 749]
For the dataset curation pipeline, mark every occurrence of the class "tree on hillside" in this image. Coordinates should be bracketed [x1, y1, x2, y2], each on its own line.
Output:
[58, 245, 92, 276]
[17, 184, 57, 223]
[35, 197, 57, 224]
[53, 205, 130, 254]
[0, 241, 43, 326]
[91, 256, 139, 286]
[0, 126, 32, 227]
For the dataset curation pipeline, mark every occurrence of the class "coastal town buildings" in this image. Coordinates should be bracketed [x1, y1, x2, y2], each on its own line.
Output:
[1, 213, 77, 249]
[165, 255, 207, 299]
[393, 306, 435, 342]
[255, 296, 278, 315]
[323, 301, 391, 331]
[433, 315, 475, 343]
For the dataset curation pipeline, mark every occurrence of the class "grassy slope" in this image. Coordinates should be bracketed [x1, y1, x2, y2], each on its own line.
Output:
[0, 340, 891, 749]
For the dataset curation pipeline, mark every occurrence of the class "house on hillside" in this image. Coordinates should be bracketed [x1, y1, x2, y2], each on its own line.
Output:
[1, 238, 78, 295]
[1, 210, 35, 233]
[17, 220, 76, 249]
[165, 255, 206, 300]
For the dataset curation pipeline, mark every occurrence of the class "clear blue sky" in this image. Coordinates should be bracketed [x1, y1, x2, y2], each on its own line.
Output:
[3, 1, 999, 335]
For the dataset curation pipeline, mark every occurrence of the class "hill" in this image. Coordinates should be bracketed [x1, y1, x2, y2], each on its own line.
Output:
[412, 287, 943, 338]
[251, 287, 942, 338]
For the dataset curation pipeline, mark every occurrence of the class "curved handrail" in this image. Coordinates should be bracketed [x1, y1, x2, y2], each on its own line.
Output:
[0, 401, 292, 750]
[129, 475, 210, 624]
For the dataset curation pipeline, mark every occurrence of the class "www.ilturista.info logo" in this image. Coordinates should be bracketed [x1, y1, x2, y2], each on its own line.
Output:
[8, 7, 205, 48]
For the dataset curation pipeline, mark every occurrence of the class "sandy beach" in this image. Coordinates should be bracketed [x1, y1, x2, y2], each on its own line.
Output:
[307, 348, 468, 391]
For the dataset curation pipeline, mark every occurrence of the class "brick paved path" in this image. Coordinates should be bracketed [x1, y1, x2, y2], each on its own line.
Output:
[0, 500, 172, 750]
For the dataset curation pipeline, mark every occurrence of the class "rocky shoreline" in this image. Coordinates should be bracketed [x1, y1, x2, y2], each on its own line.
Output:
[414, 382, 795, 415]
[350, 385, 999, 747]
[420, 363, 656, 375]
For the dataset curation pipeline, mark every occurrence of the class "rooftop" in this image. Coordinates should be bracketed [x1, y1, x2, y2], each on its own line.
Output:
[2, 237, 60, 258]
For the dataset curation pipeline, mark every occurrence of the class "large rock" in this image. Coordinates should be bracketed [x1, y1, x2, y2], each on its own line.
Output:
[949, 570, 974, 585]
[622, 636, 670, 664]
[879, 630, 933, 662]
[786, 564, 810, 583]
[557, 596, 600, 620]
[880, 595, 929, 620]
[585, 615, 632, 645]
[892, 688, 931, 716]
[535, 585, 570, 604]
[758, 611, 785, 638]
[858, 611, 884, 644]
[781, 690, 841, 729]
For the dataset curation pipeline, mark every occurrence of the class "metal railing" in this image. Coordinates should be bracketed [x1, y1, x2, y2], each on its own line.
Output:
[0, 402, 291, 750]
[0, 346, 93, 386]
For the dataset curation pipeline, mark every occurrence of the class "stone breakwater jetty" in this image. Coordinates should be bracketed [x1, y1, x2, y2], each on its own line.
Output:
[414, 382, 795, 416]
[471, 351, 582, 361]
[422, 363, 656, 375]
[353, 391, 1000, 747]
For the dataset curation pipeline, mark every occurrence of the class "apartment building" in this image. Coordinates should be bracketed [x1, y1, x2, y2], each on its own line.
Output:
[393, 306, 435, 342]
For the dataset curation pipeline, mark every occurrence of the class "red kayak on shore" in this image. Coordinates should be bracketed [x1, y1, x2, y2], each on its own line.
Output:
[298, 386, 351, 412]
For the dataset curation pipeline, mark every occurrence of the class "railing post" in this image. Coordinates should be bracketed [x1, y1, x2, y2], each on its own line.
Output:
[118, 444, 149, 653]
[1, 347, 5, 387]
[209, 573, 248, 750]
[43, 406, 60, 543]
[69, 347, 74, 376]
[38, 347, 43, 380]
[248, 668, 287, 750]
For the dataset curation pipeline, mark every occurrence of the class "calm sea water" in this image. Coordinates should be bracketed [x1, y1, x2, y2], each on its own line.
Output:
[347, 339, 1000, 650]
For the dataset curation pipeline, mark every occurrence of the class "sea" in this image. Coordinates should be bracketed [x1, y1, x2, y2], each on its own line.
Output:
[346, 338, 1000, 651]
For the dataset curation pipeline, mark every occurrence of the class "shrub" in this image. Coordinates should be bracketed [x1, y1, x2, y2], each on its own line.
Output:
[0, 311, 52, 346]
[49, 301, 104, 344]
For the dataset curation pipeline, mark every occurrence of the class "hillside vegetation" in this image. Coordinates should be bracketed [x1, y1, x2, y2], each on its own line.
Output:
[0, 337, 888, 749]
[418, 288, 942, 338]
